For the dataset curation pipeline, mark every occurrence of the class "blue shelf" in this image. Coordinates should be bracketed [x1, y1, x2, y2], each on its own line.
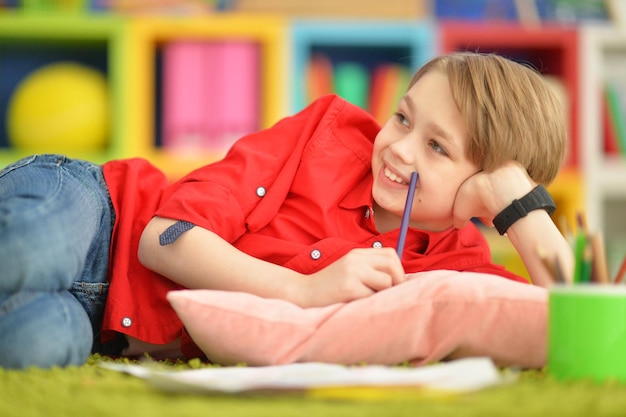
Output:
[290, 20, 436, 113]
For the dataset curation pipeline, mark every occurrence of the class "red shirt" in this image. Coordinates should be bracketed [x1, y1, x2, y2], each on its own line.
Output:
[102, 95, 526, 355]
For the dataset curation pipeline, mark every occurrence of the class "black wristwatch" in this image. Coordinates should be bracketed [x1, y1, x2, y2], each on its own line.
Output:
[492, 185, 556, 235]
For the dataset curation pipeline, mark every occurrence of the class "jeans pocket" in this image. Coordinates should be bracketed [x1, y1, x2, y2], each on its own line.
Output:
[70, 281, 109, 329]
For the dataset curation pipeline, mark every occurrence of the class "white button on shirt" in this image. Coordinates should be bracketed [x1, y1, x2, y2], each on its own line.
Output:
[310, 249, 322, 260]
[121, 317, 132, 328]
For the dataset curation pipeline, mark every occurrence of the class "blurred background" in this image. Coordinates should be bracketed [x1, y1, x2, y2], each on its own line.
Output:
[0, 0, 624, 281]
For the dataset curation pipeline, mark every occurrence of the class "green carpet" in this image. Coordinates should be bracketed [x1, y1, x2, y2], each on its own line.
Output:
[2, 355, 626, 417]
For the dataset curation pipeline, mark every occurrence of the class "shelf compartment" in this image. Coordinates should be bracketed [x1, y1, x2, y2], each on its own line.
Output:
[290, 20, 435, 116]
[125, 14, 288, 179]
[0, 14, 128, 168]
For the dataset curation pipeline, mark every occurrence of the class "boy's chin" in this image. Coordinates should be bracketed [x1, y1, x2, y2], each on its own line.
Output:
[427, 226, 455, 233]
[413, 220, 456, 233]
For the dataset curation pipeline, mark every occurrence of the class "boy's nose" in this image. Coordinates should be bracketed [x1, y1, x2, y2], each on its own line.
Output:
[389, 136, 416, 165]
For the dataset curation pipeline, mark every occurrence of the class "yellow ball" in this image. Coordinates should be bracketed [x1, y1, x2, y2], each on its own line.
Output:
[7, 62, 110, 152]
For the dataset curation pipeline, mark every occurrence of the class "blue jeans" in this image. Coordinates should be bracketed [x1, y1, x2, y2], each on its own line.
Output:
[0, 155, 115, 369]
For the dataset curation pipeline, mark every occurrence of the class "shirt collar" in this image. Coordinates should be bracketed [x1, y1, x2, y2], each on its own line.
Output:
[339, 173, 374, 211]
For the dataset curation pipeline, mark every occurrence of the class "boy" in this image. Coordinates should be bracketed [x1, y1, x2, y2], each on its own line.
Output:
[0, 52, 573, 369]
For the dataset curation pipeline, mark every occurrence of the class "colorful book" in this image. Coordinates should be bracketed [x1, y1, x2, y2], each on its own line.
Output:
[306, 54, 334, 104]
[162, 41, 212, 153]
[604, 81, 626, 155]
[206, 41, 260, 152]
[333, 62, 369, 110]
[390, 65, 411, 116]
[369, 64, 399, 125]
[368, 64, 411, 125]
[602, 90, 621, 156]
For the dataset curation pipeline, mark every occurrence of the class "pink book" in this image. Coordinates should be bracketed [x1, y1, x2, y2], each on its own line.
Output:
[206, 41, 260, 152]
[162, 41, 212, 153]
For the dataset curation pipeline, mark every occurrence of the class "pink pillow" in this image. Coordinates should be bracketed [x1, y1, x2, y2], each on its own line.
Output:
[167, 270, 547, 368]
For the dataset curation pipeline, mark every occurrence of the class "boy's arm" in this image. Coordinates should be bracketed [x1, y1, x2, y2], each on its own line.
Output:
[453, 161, 574, 288]
[138, 216, 406, 308]
[504, 210, 574, 287]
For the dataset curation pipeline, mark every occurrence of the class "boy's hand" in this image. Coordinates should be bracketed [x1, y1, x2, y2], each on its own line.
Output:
[299, 247, 406, 308]
[452, 161, 535, 230]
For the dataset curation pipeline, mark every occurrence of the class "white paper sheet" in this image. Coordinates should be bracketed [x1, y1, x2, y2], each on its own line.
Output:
[101, 357, 511, 396]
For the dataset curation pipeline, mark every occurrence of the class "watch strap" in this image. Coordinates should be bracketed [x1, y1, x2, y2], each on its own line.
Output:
[493, 185, 556, 236]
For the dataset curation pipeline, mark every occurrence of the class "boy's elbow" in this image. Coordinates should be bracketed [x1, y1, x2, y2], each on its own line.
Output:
[137, 234, 150, 269]
[137, 218, 163, 271]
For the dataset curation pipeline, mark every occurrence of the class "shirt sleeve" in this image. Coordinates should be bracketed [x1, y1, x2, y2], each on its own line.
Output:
[155, 95, 350, 244]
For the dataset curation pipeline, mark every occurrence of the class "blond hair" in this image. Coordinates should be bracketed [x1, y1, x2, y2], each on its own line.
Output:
[409, 52, 566, 185]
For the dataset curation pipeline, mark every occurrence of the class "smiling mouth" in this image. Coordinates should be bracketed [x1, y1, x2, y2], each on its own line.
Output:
[383, 167, 409, 185]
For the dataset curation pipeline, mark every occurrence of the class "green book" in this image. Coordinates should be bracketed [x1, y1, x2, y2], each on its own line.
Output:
[604, 81, 626, 155]
[333, 62, 369, 110]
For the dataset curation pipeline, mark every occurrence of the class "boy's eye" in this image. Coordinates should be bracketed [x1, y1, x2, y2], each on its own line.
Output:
[429, 140, 448, 156]
[393, 112, 409, 127]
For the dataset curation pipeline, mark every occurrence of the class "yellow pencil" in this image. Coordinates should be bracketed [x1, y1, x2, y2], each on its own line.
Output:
[590, 232, 610, 284]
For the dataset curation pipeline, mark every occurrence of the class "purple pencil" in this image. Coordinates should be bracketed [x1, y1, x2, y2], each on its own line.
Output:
[396, 171, 418, 258]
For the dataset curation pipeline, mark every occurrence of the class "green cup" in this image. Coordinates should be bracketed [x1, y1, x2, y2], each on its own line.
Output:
[549, 285, 626, 382]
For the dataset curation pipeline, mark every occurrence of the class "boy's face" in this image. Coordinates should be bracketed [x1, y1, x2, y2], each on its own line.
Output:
[371, 70, 480, 232]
